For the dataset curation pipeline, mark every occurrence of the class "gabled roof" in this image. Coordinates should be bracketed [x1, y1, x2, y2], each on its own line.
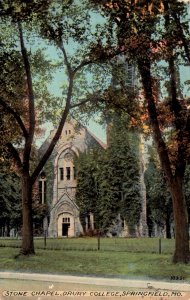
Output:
[38, 118, 107, 155]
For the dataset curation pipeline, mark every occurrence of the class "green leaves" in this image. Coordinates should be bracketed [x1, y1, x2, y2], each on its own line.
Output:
[75, 114, 141, 234]
[0, 160, 21, 228]
[0, 0, 51, 22]
[144, 146, 172, 228]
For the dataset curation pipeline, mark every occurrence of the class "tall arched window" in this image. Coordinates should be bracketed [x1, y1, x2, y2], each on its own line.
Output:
[39, 171, 46, 204]
[58, 149, 76, 182]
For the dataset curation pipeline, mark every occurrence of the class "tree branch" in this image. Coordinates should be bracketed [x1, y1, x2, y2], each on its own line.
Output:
[57, 42, 73, 76]
[6, 142, 23, 171]
[73, 60, 93, 74]
[0, 97, 28, 138]
[172, 8, 190, 64]
[163, 0, 187, 176]
[163, 1, 190, 64]
[70, 97, 93, 109]
[73, 47, 126, 75]
[18, 21, 35, 165]
[138, 58, 173, 184]
[168, 55, 187, 176]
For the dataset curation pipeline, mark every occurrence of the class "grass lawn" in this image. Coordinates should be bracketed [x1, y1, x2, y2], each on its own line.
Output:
[0, 237, 176, 253]
[0, 245, 190, 280]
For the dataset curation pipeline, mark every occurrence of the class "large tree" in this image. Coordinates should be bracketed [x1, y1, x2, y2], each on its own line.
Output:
[0, 0, 111, 255]
[90, 0, 190, 263]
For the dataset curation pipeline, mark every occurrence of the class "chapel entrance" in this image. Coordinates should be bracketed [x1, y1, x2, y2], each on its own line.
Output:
[57, 213, 74, 237]
[62, 217, 70, 236]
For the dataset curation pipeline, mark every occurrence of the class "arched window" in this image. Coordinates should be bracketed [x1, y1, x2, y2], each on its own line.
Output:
[39, 171, 47, 204]
[58, 149, 76, 181]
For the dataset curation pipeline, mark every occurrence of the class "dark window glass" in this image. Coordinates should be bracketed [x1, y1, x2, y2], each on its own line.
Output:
[60, 168, 64, 180]
[39, 181, 46, 203]
[63, 218, 70, 223]
[66, 167, 71, 180]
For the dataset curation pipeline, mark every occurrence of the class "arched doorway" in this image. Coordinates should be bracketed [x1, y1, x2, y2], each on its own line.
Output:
[57, 213, 74, 237]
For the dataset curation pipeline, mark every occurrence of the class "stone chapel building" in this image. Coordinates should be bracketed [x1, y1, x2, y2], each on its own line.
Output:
[39, 119, 106, 237]
[39, 118, 148, 238]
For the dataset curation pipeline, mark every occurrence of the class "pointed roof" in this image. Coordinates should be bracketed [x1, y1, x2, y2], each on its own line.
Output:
[38, 118, 107, 155]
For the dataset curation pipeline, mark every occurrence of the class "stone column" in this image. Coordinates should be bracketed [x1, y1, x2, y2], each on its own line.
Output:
[85, 216, 88, 232]
[41, 179, 46, 204]
[52, 166, 58, 205]
[90, 213, 94, 230]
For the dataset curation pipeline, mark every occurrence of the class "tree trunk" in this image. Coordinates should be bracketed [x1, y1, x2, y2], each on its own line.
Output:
[20, 173, 35, 255]
[170, 176, 190, 263]
[138, 59, 190, 263]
